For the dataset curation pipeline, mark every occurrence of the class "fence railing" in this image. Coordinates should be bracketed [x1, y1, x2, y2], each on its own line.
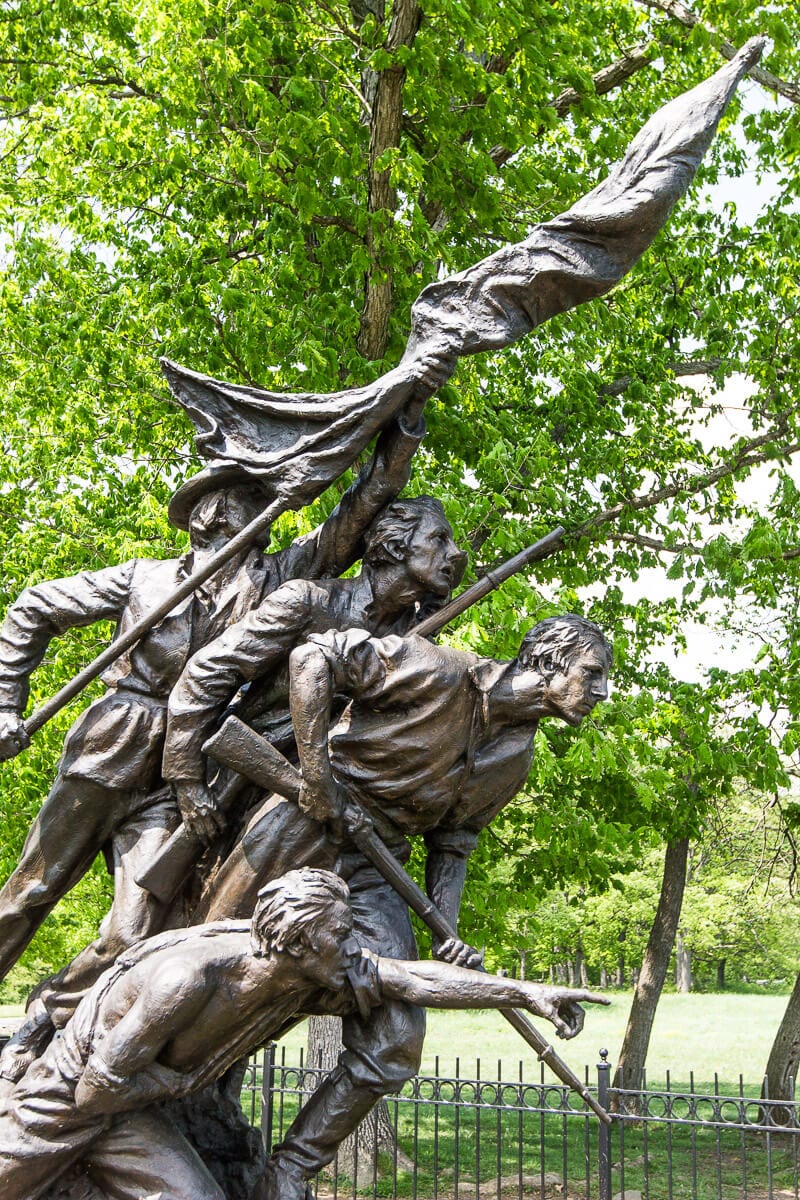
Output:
[243, 1045, 800, 1200]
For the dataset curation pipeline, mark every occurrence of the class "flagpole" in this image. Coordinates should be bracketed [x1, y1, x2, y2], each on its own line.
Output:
[23, 498, 286, 738]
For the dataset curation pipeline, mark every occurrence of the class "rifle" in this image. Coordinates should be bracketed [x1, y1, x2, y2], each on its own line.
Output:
[136, 526, 565, 904]
[19, 498, 284, 742]
[199, 715, 611, 1125]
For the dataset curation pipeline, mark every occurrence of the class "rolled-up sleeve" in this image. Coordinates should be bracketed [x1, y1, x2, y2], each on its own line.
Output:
[305, 628, 389, 701]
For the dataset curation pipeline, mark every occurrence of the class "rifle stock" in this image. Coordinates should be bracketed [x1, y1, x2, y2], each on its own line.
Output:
[134, 772, 244, 904]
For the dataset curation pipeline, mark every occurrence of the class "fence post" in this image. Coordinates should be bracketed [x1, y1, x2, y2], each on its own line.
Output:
[597, 1049, 612, 1200]
[261, 1042, 276, 1153]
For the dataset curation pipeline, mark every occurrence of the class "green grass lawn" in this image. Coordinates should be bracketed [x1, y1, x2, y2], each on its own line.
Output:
[272, 990, 792, 1090]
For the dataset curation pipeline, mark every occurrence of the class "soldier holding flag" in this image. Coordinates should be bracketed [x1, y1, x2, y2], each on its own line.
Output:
[0, 356, 451, 1081]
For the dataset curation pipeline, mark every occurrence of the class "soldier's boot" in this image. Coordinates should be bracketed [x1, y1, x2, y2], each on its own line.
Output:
[0, 997, 55, 1090]
[259, 1065, 380, 1197]
[253, 1158, 313, 1200]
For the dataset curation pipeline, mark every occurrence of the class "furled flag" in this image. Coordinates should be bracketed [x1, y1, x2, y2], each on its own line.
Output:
[163, 37, 764, 515]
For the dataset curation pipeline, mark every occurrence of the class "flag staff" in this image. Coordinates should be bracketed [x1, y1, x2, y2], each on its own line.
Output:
[23, 498, 285, 739]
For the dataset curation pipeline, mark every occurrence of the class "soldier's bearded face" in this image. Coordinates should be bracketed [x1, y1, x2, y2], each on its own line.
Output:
[402, 513, 465, 597]
[225, 487, 271, 546]
[541, 645, 609, 726]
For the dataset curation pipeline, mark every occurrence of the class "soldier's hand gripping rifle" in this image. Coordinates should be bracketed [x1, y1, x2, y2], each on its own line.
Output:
[199, 714, 611, 1125]
[136, 525, 565, 905]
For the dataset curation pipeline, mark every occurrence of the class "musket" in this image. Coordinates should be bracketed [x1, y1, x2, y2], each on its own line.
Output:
[199, 715, 611, 1125]
[136, 526, 565, 904]
[19, 498, 284, 741]
[413, 525, 564, 639]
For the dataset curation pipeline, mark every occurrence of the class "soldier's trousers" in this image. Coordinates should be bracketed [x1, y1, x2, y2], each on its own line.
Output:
[201, 795, 427, 1178]
[0, 1097, 224, 1200]
[0, 772, 179, 1023]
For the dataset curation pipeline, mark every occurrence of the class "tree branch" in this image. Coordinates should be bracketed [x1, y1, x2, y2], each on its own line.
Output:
[577, 418, 800, 538]
[598, 357, 730, 397]
[611, 530, 800, 563]
[85, 75, 158, 101]
[609, 531, 700, 555]
[634, 0, 800, 105]
[432, 40, 659, 215]
[356, 0, 422, 361]
[551, 41, 656, 117]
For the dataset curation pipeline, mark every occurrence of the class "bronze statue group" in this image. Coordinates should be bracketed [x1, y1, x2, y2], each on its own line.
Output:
[0, 39, 765, 1200]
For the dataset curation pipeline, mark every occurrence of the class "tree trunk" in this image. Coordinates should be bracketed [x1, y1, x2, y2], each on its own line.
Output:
[355, 0, 422, 360]
[575, 940, 589, 987]
[519, 948, 527, 981]
[675, 931, 692, 993]
[763, 972, 800, 1110]
[305, 1016, 409, 1186]
[600, 965, 609, 989]
[716, 958, 726, 991]
[615, 954, 625, 988]
[615, 838, 689, 1100]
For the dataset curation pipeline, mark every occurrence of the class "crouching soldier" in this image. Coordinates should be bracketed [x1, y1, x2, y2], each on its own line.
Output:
[0, 868, 606, 1200]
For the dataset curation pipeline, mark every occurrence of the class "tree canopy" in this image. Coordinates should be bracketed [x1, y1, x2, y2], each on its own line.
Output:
[1, 0, 799, 990]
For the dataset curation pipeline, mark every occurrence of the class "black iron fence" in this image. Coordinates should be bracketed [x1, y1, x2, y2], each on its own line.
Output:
[243, 1045, 800, 1199]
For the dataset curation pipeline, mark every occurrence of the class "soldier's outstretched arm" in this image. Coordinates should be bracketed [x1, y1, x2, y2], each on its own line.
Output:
[375, 956, 609, 1040]
[163, 579, 316, 785]
[0, 562, 135, 760]
[277, 351, 455, 582]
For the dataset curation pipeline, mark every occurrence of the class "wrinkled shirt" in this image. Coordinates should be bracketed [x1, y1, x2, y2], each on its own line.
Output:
[162, 575, 418, 783]
[309, 629, 540, 857]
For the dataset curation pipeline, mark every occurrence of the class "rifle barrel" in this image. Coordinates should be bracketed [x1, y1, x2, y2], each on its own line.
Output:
[23, 498, 284, 738]
[414, 525, 565, 639]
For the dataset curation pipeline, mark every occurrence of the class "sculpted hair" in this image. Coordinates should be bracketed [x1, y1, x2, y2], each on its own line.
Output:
[517, 615, 612, 678]
[363, 496, 450, 568]
[251, 869, 351, 956]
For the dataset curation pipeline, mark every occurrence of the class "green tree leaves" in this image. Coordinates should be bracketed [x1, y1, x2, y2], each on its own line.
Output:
[1, 0, 800, 988]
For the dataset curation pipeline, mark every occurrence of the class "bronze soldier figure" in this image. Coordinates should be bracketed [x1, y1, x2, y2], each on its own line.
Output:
[16, 493, 467, 1050]
[0, 868, 605, 1200]
[0, 362, 445, 1079]
[192, 615, 611, 1195]
[162, 494, 468, 836]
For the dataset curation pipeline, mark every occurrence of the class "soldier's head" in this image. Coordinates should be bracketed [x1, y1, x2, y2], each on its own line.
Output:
[363, 496, 468, 598]
[251, 869, 357, 989]
[186, 486, 270, 550]
[169, 464, 273, 550]
[508, 615, 611, 726]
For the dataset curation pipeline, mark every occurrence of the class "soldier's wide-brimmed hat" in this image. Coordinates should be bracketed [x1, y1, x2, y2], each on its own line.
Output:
[168, 462, 273, 531]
